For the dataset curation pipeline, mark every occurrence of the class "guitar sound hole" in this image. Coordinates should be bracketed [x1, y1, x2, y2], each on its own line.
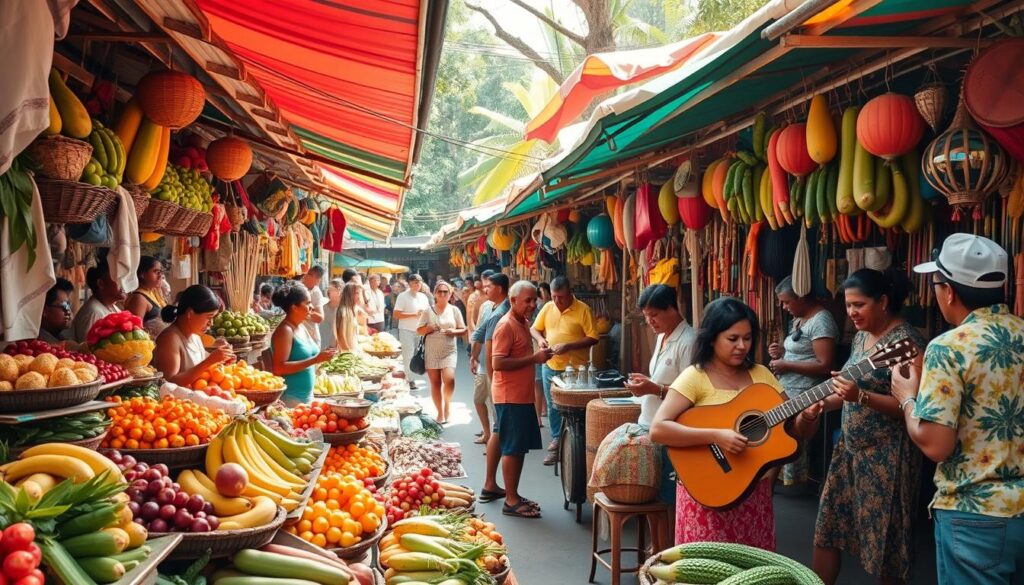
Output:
[737, 413, 768, 442]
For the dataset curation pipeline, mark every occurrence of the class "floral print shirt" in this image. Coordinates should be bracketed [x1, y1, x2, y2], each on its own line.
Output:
[915, 304, 1024, 517]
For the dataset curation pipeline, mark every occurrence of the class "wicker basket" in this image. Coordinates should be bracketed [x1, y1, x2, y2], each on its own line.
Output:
[124, 183, 151, 219]
[111, 443, 208, 469]
[369, 463, 391, 491]
[150, 506, 287, 559]
[322, 428, 368, 446]
[10, 430, 109, 459]
[26, 135, 93, 181]
[551, 387, 630, 410]
[235, 388, 284, 408]
[364, 349, 400, 359]
[637, 555, 659, 585]
[36, 179, 117, 224]
[188, 211, 213, 236]
[138, 198, 178, 232]
[331, 517, 387, 561]
[136, 71, 205, 129]
[602, 484, 659, 505]
[0, 379, 103, 414]
[160, 206, 200, 236]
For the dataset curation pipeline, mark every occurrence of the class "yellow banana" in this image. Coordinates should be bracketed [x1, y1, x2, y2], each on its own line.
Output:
[251, 429, 304, 474]
[233, 428, 299, 490]
[20, 444, 124, 486]
[15, 472, 58, 495]
[178, 470, 253, 516]
[252, 419, 319, 459]
[216, 496, 278, 530]
[223, 433, 291, 497]
[238, 427, 305, 487]
[205, 430, 225, 478]
[1, 455, 94, 484]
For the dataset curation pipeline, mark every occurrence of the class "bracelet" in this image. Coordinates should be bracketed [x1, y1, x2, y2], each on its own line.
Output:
[858, 391, 870, 407]
[900, 397, 916, 412]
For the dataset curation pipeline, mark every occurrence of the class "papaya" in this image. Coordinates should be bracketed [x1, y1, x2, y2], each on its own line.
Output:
[44, 97, 61, 136]
[113, 99, 144, 155]
[125, 119, 162, 184]
[142, 126, 171, 189]
[49, 69, 91, 139]
[806, 94, 837, 164]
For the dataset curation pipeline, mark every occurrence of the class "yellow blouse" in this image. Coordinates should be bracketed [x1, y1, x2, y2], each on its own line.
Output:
[670, 364, 783, 406]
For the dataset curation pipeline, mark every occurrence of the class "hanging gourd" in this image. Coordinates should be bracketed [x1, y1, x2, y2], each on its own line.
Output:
[623, 192, 636, 253]
[206, 136, 252, 181]
[612, 196, 626, 249]
[806, 94, 837, 164]
[856, 93, 925, 160]
[776, 124, 817, 177]
[923, 98, 1009, 218]
[658, 181, 679, 225]
[135, 71, 205, 129]
[701, 159, 722, 208]
[586, 214, 614, 250]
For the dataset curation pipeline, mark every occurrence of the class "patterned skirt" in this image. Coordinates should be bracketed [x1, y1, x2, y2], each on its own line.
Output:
[675, 478, 775, 550]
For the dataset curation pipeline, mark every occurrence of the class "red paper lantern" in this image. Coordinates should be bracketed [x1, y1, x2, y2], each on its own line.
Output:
[135, 71, 205, 129]
[775, 124, 817, 177]
[856, 93, 925, 160]
[206, 136, 252, 181]
[678, 194, 712, 230]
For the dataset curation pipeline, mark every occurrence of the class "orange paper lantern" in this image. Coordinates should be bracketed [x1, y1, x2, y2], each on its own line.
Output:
[856, 93, 925, 160]
[207, 136, 253, 181]
[136, 71, 205, 129]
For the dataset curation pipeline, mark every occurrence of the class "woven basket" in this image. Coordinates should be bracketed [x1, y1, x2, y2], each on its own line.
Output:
[915, 82, 947, 133]
[11, 430, 109, 459]
[364, 349, 400, 359]
[235, 388, 284, 408]
[322, 428, 369, 446]
[36, 179, 117, 224]
[124, 183, 151, 219]
[138, 198, 178, 232]
[369, 463, 391, 491]
[326, 398, 372, 420]
[136, 71, 205, 129]
[111, 443, 208, 469]
[26, 135, 93, 181]
[331, 516, 387, 560]
[0, 379, 103, 414]
[637, 555, 659, 585]
[188, 211, 213, 236]
[161, 206, 200, 236]
[551, 387, 630, 410]
[151, 506, 286, 560]
[225, 203, 246, 230]
[603, 484, 659, 505]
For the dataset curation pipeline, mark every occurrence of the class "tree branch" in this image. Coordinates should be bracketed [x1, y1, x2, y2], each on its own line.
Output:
[507, 0, 587, 47]
[465, 2, 565, 84]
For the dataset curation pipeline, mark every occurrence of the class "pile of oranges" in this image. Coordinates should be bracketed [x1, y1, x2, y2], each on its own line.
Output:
[290, 401, 368, 434]
[193, 361, 284, 393]
[287, 473, 384, 549]
[323, 444, 387, 480]
[102, 396, 230, 450]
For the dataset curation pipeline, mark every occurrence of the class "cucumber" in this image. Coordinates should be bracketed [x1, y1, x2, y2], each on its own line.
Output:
[853, 133, 875, 210]
[719, 565, 798, 585]
[751, 165, 765, 222]
[215, 578, 323, 585]
[76, 557, 126, 584]
[816, 164, 830, 223]
[753, 112, 768, 160]
[826, 162, 839, 217]
[110, 545, 151, 564]
[743, 167, 757, 222]
[60, 531, 127, 558]
[736, 150, 758, 166]
[871, 156, 891, 212]
[660, 542, 821, 585]
[58, 504, 123, 539]
[232, 549, 350, 585]
[724, 160, 742, 201]
[649, 558, 743, 583]
[804, 168, 819, 227]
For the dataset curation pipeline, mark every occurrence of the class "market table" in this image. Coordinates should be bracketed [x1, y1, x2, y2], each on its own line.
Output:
[551, 380, 630, 523]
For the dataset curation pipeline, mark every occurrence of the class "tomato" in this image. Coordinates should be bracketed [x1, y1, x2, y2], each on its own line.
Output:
[3, 551, 36, 580]
[0, 525, 33, 554]
[414, 476, 426, 487]
[12, 575, 42, 585]
[0, 573, 9, 585]
[420, 468, 432, 477]
[22, 544, 40, 568]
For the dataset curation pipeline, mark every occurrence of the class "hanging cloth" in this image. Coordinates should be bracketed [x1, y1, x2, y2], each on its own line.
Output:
[321, 207, 347, 252]
[792, 225, 811, 297]
[201, 202, 231, 251]
[108, 186, 140, 293]
[1, 176, 54, 340]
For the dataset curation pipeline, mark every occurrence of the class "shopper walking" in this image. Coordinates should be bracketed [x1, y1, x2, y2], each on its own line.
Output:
[335, 282, 369, 353]
[491, 280, 550, 518]
[299, 265, 326, 348]
[416, 280, 467, 424]
[531, 276, 599, 465]
[889, 234, 1024, 585]
[477, 273, 511, 502]
[365, 274, 386, 332]
[392, 274, 431, 383]
[320, 279, 343, 349]
[797, 268, 926, 584]
[767, 276, 838, 486]
[268, 281, 337, 406]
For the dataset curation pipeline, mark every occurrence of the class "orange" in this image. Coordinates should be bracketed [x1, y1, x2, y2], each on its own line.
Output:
[326, 526, 342, 544]
[339, 532, 356, 548]
[299, 530, 314, 542]
[359, 513, 379, 533]
[311, 533, 327, 548]
[329, 512, 346, 528]
[348, 501, 366, 518]
[312, 516, 329, 534]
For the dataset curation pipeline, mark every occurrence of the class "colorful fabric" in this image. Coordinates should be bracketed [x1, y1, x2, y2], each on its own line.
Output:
[676, 479, 775, 550]
[590, 423, 660, 490]
[532, 297, 598, 370]
[815, 323, 926, 581]
[670, 364, 783, 406]
[915, 304, 1024, 518]
[491, 312, 535, 404]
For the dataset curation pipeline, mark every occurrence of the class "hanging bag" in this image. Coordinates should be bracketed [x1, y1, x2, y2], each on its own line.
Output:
[409, 336, 427, 375]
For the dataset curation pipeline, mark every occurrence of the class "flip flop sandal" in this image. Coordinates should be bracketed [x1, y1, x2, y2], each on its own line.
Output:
[503, 500, 541, 518]
[473, 436, 488, 444]
[478, 489, 506, 503]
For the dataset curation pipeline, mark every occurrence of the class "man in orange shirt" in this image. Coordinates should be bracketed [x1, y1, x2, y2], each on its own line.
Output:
[491, 280, 551, 519]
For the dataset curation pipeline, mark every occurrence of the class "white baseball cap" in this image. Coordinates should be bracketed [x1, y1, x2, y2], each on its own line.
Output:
[913, 233, 1008, 289]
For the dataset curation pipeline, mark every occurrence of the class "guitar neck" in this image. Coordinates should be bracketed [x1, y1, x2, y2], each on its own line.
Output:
[763, 357, 877, 427]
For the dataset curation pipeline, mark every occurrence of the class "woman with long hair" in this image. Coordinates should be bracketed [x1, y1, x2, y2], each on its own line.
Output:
[154, 285, 233, 386]
[125, 256, 167, 336]
[336, 282, 369, 353]
[416, 280, 467, 424]
[269, 281, 337, 406]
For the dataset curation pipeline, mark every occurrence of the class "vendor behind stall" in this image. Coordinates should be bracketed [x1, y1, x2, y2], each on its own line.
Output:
[71, 260, 126, 343]
[269, 281, 337, 406]
[39, 278, 74, 344]
[124, 256, 167, 337]
[154, 285, 234, 386]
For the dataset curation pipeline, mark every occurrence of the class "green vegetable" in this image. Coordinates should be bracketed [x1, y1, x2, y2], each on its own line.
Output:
[232, 549, 351, 585]
[77, 556, 127, 584]
[0, 157, 38, 269]
[648, 558, 743, 583]
[60, 531, 126, 557]
[41, 539, 98, 585]
[659, 542, 822, 585]
[719, 565, 799, 585]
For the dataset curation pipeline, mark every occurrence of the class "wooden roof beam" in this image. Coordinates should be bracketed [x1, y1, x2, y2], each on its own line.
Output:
[65, 31, 170, 43]
[781, 34, 997, 49]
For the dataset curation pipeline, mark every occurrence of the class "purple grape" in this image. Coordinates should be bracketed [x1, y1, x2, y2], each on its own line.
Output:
[206, 516, 219, 530]
[123, 455, 137, 468]
[127, 501, 141, 517]
[146, 481, 164, 497]
[202, 502, 214, 515]
[152, 463, 170, 477]
[159, 504, 177, 521]
[123, 470, 137, 482]
[142, 468, 163, 481]
[132, 463, 148, 473]
[156, 488, 176, 506]
[140, 501, 160, 521]
[173, 508, 193, 529]
[189, 518, 211, 533]
[185, 495, 205, 514]
[149, 518, 169, 532]
[173, 491, 190, 508]
[171, 482, 181, 491]
[131, 479, 149, 491]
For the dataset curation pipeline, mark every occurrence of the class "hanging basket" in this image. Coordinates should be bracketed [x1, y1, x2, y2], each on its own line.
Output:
[135, 71, 205, 129]
[36, 179, 117, 224]
[187, 211, 213, 236]
[159, 206, 200, 237]
[124, 183, 151, 220]
[25, 135, 93, 181]
[138, 198, 179, 232]
[915, 82, 947, 133]
[207, 136, 252, 181]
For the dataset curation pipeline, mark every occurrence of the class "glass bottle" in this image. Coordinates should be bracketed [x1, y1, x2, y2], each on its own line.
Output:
[563, 364, 576, 389]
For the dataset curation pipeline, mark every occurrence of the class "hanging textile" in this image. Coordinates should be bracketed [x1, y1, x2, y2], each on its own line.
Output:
[107, 186, 140, 293]
[1, 178, 54, 340]
[792, 225, 811, 297]
[321, 207, 347, 253]
[201, 203, 232, 251]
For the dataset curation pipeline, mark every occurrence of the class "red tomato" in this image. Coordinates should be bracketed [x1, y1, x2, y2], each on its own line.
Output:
[420, 468, 432, 477]
[3, 551, 36, 580]
[1, 525, 34, 554]
[22, 544, 40, 567]
[12, 575, 42, 585]
[0, 572, 8, 585]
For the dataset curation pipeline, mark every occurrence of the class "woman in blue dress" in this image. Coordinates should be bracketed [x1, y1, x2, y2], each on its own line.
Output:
[269, 281, 337, 406]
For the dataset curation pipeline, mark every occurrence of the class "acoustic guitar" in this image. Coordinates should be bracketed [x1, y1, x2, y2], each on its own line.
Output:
[667, 337, 919, 510]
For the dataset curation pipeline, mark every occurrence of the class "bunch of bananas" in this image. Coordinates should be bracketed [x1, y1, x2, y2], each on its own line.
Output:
[566, 229, 595, 266]
[80, 121, 126, 190]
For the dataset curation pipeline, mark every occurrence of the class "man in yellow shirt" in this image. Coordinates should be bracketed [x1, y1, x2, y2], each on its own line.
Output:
[530, 276, 598, 465]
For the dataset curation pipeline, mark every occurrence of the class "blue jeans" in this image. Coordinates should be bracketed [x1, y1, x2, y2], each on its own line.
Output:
[934, 509, 1024, 585]
[540, 365, 563, 441]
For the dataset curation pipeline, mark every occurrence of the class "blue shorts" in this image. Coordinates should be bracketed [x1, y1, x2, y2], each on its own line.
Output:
[934, 509, 1024, 585]
[494, 403, 542, 456]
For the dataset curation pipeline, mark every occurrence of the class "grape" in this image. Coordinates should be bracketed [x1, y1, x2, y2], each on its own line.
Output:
[143, 468, 163, 481]
[173, 509, 193, 529]
[156, 488, 176, 506]
[202, 502, 214, 516]
[127, 502, 141, 517]
[185, 495, 205, 514]
[173, 491, 190, 508]
[189, 518, 211, 533]
[149, 518, 169, 532]
[152, 464, 170, 477]
[146, 481, 164, 497]
[159, 504, 176, 521]
[139, 502, 160, 521]
[206, 516, 219, 531]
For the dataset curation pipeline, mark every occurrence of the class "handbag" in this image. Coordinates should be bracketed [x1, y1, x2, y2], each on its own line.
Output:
[409, 335, 427, 375]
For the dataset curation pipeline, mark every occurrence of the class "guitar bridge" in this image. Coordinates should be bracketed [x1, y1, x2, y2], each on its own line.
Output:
[709, 443, 731, 473]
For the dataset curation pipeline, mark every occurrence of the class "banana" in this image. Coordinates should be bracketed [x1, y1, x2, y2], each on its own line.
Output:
[869, 162, 910, 228]
[1, 455, 94, 484]
[251, 430, 307, 474]
[20, 444, 124, 486]
[205, 424, 228, 476]
[15, 472, 59, 495]
[179, 470, 253, 516]
[223, 433, 292, 497]
[216, 496, 278, 531]
[251, 419, 318, 459]
[236, 428, 304, 489]
[90, 131, 109, 171]
[242, 428, 306, 483]
[759, 161, 777, 229]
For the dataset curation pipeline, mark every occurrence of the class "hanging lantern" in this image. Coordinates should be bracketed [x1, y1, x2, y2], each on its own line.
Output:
[658, 181, 680, 226]
[775, 124, 817, 177]
[857, 93, 925, 160]
[206, 136, 253, 181]
[923, 98, 1009, 218]
[586, 214, 614, 250]
[135, 71, 205, 129]
[915, 83, 947, 133]
[677, 194, 713, 230]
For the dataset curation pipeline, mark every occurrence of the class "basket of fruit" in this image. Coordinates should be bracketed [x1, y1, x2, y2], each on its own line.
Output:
[112, 444, 209, 470]
[3, 340, 132, 384]
[210, 310, 268, 342]
[25, 134, 93, 181]
[11, 430, 108, 458]
[197, 361, 286, 408]
[188, 211, 213, 236]
[0, 352, 103, 413]
[320, 428, 368, 447]
[138, 197, 178, 232]
[331, 515, 388, 561]
[36, 178, 118, 224]
[369, 463, 391, 491]
[314, 373, 362, 398]
[235, 388, 285, 408]
[101, 396, 230, 465]
[152, 505, 287, 560]
[1, 410, 112, 456]
[86, 311, 156, 373]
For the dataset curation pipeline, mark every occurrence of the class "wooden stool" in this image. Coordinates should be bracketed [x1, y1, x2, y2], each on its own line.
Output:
[589, 492, 671, 585]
